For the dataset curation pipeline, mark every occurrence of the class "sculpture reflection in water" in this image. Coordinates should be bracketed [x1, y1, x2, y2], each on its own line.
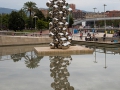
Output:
[11, 51, 44, 69]
[49, 56, 74, 90]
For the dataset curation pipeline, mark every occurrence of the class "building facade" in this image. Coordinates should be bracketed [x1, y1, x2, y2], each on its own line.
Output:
[72, 10, 86, 19]
[85, 12, 106, 19]
[39, 8, 48, 18]
[106, 10, 120, 17]
[69, 4, 76, 12]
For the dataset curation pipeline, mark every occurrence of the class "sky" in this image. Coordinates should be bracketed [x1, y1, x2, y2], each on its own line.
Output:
[0, 0, 120, 12]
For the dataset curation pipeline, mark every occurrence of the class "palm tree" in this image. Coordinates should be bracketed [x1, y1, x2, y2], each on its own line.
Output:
[23, 1, 37, 17]
[24, 51, 44, 69]
[23, 1, 38, 29]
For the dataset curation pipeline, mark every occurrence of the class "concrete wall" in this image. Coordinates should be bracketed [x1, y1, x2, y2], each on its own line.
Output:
[0, 44, 49, 56]
[0, 36, 52, 46]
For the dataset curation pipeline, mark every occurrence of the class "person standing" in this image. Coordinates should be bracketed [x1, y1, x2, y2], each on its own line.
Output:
[103, 33, 106, 41]
[40, 30, 42, 36]
[80, 32, 83, 40]
[92, 33, 95, 41]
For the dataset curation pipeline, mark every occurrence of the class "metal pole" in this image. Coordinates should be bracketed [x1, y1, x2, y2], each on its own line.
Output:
[104, 4, 107, 33]
[35, 17, 36, 30]
[67, 5, 70, 27]
[104, 52, 107, 69]
[34, 16, 37, 30]
[94, 47, 97, 63]
[68, 14, 69, 25]
[93, 8, 97, 28]
[1, 13, 2, 30]
[103, 48, 107, 69]
[119, 22, 120, 29]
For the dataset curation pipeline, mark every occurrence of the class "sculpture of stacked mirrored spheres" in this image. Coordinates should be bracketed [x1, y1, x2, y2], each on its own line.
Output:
[46, 0, 72, 49]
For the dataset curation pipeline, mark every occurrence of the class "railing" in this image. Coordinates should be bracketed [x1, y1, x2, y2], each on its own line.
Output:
[0, 31, 119, 43]
[0, 31, 49, 38]
[72, 35, 120, 42]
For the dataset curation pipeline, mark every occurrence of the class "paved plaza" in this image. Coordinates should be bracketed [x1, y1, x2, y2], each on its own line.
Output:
[72, 31, 113, 41]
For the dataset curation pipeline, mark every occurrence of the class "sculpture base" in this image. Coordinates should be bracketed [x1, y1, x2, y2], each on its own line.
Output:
[34, 46, 93, 56]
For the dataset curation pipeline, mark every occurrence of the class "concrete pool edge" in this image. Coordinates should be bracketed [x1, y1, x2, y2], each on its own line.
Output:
[34, 46, 94, 56]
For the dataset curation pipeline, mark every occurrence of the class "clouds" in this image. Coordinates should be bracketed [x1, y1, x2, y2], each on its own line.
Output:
[0, 0, 120, 12]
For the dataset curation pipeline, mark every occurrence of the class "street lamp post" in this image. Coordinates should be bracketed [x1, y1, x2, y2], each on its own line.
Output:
[34, 16, 37, 30]
[1, 13, 2, 30]
[104, 4, 107, 33]
[119, 22, 120, 29]
[67, 5, 70, 28]
[93, 8, 97, 29]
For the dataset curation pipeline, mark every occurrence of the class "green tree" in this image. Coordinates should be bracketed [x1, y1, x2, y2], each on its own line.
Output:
[36, 19, 49, 30]
[23, 1, 37, 17]
[23, 1, 38, 29]
[34, 9, 45, 20]
[31, 9, 46, 29]
[18, 9, 28, 29]
[18, 9, 27, 21]
[45, 16, 52, 22]
[3, 14, 9, 29]
[0, 14, 9, 30]
[68, 15, 74, 28]
[25, 17, 31, 29]
[8, 11, 25, 31]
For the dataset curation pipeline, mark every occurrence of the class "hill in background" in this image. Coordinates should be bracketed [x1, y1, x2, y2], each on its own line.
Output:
[0, 7, 18, 14]
[0, 7, 88, 15]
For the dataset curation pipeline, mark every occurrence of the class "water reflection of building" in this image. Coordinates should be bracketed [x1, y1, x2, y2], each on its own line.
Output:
[92, 46, 110, 69]
[82, 44, 120, 69]
[49, 56, 74, 90]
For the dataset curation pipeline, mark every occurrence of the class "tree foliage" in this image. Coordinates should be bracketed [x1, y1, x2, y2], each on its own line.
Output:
[8, 11, 25, 31]
[34, 9, 45, 20]
[68, 15, 74, 28]
[96, 20, 120, 27]
[23, 1, 38, 29]
[32, 9, 46, 29]
[23, 1, 37, 17]
[0, 14, 9, 29]
[36, 19, 49, 30]
[0, 1, 73, 31]
[18, 9, 28, 21]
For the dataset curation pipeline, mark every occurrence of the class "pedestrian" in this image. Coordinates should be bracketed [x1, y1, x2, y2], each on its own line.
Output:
[103, 33, 106, 41]
[80, 32, 83, 40]
[92, 29, 95, 34]
[40, 30, 42, 36]
[92, 33, 95, 41]
[85, 30, 86, 34]
[95, 29, 98, 34]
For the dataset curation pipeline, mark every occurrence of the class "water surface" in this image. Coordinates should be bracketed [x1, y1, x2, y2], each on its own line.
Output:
[0, 45, 120, 90]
